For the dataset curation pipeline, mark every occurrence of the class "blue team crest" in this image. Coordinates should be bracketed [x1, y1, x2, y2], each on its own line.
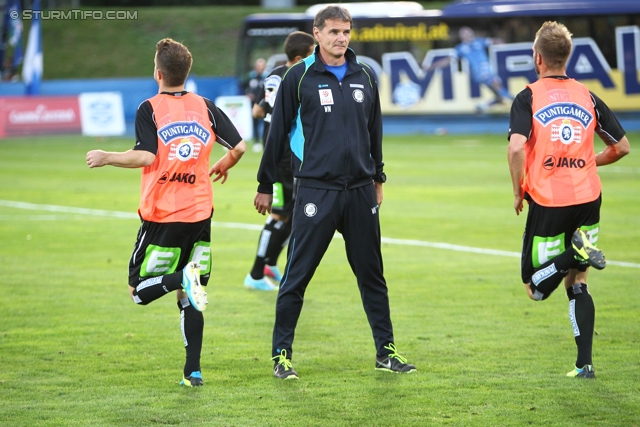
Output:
[169, 138, 202, 161]
[551, 119, 583, 144]
[157, 121, 211, 146]
[533, 102, 593, 128]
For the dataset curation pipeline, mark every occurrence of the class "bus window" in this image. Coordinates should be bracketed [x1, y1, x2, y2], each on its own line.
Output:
[236, 14, 312, 78]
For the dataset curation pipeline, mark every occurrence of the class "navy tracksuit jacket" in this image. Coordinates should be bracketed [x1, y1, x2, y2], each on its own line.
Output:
[258, 46, 395, 359]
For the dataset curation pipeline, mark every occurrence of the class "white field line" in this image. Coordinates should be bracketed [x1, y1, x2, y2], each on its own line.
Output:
[598, 166, 640, 174]
[1, 199, 638, 269]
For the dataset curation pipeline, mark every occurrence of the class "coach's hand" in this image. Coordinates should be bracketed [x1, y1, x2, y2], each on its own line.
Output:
[254, 192, 273, 215]
[375, 182, 384, 207]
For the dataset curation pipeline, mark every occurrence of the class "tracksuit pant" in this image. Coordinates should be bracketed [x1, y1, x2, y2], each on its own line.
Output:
[272, 184, 395, 359]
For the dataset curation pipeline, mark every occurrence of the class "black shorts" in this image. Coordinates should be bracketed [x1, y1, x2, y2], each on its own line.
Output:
[521, 196, 601, 283]
[271, 177, 296, 217]
[128, 218, 211, 287]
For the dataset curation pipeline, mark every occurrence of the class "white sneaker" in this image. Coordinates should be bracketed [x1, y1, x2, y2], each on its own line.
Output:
[182, 262, 208, 311]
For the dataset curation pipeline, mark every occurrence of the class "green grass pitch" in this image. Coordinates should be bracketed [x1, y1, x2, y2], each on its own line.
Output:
[0, 133, 638, 426]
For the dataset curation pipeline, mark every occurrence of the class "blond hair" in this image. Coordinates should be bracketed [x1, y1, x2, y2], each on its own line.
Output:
[534, 21, 573, 70]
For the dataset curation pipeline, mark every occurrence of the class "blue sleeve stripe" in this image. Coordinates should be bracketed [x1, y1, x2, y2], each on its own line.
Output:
[290, 105, 304, 165]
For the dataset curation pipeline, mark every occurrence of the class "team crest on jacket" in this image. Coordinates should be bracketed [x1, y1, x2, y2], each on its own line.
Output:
[352, 89, 364, 103]
[304, 203, 317, 217]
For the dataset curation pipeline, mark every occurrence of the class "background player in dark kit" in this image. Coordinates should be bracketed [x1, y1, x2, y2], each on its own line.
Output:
[244, 31, 316, 291]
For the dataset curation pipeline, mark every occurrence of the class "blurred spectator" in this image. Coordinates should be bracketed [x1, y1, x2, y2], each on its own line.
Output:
[2, 54, 18, 82]
[427, 26, 513, 112]
[241, 58, 267, 147]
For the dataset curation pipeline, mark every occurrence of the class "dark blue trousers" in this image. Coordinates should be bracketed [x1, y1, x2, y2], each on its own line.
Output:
[272, 184, 395, 359]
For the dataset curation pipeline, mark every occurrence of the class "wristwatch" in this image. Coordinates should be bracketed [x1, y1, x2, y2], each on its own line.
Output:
[374, 172, 386, 183]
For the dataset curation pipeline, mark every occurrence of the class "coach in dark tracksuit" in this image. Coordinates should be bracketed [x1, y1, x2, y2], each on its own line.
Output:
[254, 5, 416, 379]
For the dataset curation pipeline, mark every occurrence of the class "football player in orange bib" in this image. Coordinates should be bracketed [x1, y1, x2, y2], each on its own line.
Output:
[87, 38, 246, 387]
[508, 22, 630, 379]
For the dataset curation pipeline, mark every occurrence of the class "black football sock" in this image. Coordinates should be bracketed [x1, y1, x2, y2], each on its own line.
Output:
[529, 250, 579, 300]
[264, 219, 291, 267]
[567, 283, 595, 368]
[250, 217, 278, 279]
[132, 271, 182, 305]
[179, 298, 204, 376]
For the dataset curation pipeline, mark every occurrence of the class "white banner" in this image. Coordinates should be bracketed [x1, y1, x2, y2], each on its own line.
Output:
[79, 92, 126, 136]
[214, 95, 253, 142]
